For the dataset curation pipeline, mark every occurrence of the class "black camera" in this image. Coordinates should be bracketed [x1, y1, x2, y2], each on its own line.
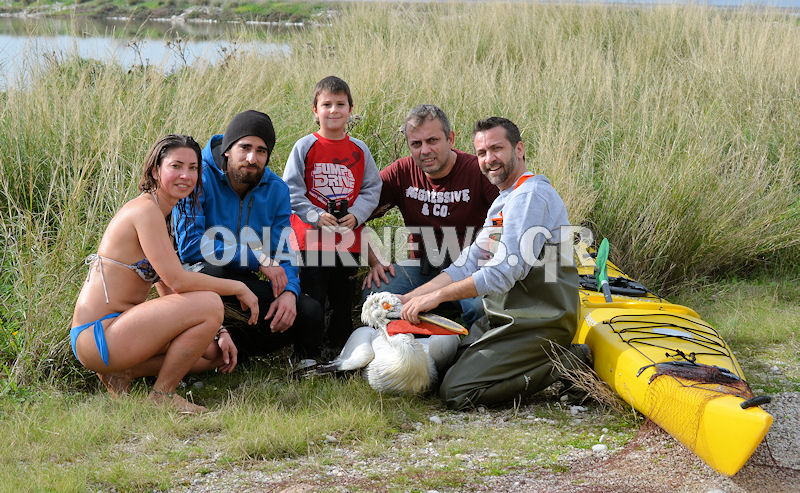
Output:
[326, 199, 348, 220]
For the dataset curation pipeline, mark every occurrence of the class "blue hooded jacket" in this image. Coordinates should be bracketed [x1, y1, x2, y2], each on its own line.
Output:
[173, 134, 300, 297]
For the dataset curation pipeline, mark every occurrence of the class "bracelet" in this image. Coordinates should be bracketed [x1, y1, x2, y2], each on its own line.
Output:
[214, 326, 228, 342]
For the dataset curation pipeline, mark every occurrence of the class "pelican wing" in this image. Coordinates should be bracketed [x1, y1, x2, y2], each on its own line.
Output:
[330, 326, 378, 371]
[419, 335, 460, 372]
[366, 333, 436, 394]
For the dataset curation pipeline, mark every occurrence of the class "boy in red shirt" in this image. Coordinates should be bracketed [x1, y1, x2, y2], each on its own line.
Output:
[283, 76, 381, 351]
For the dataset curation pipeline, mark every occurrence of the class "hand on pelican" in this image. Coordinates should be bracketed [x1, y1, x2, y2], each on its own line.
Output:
[303, 292, 467, 394]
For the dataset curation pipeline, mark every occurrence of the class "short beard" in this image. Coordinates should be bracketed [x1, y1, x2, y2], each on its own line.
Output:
[228, 162, 265, 188]
[485, 152, 516, 186]
[415, 157, 447, 177]
[231, 169, 263, 186]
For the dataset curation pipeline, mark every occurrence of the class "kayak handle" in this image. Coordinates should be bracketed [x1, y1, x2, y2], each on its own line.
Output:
[740, 395, 772, 409]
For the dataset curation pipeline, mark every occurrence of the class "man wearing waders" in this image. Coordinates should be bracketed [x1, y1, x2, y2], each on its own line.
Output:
[399, 117, 581, 410]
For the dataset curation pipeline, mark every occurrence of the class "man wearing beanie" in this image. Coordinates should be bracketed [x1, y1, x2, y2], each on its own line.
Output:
[173, 110, 323, 372]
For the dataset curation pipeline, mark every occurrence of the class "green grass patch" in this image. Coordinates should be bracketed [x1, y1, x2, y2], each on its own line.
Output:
[0, 349, 652, 490]
[1, 0, 328, 22]
[0, 363, 431, 490]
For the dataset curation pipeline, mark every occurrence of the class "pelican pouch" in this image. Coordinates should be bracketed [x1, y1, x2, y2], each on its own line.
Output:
[439, 243, 579, 410]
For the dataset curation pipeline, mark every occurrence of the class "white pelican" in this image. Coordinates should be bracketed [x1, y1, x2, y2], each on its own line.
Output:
[310, 292, 467, 394]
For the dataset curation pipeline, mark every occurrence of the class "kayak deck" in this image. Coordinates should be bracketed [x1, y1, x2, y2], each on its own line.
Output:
[572, 244, 772, 475]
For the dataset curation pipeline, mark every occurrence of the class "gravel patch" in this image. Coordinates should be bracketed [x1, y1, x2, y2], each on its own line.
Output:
[170, 391, 799, 492]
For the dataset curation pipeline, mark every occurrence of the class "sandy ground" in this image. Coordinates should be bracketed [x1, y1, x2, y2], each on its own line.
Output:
[174, 391, 798, 492]
[477, 393, 799, 492]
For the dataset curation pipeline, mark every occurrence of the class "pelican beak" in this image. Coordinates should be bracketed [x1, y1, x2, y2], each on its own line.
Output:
[418, 313, 469, 335]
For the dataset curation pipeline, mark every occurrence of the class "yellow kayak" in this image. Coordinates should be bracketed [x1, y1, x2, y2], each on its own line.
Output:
[572, 242, 773, 476]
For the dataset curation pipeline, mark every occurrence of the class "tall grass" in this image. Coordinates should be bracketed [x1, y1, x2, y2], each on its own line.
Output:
[1, 3, 799, 386]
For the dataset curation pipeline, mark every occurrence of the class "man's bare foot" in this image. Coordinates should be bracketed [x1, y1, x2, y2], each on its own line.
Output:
[97, 371, 132, 397]
[148, 389, 207, 414]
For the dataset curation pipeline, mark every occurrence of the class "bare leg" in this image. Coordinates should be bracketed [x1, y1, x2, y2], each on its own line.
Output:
[190, 342, 224, 374]
[98, 343, 224, 394]
[75, 291, 224, 412]
[202, 340, 219, 360]
[149, 316, 221, 392]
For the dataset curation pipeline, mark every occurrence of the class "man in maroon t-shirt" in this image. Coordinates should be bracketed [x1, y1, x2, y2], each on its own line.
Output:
[362, 104, 499, 328]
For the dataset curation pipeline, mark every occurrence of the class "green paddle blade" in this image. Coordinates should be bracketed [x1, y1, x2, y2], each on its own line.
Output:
[595, 238, 612, 302]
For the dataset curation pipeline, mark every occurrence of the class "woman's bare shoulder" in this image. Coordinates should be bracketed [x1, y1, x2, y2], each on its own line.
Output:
[100, 195, 159, 242]
[115, 194, 160, 220]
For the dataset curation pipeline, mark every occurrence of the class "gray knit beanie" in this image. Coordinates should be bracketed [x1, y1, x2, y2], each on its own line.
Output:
[221, 110, 276, 156]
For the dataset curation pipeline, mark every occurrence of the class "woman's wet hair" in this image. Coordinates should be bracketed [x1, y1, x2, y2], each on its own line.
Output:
[138, 134, 203, 234]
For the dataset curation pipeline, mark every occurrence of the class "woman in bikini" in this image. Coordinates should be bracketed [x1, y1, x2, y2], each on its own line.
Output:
[71, 134, 259, 414]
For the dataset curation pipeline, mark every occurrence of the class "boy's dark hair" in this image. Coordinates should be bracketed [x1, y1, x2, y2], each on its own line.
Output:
[402, 104, 451, 138]
[473, 117, 523, 148]
[312, 76, 353, 107]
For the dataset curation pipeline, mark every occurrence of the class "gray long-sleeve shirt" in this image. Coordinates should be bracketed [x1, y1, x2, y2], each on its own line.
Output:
[444, 173, 571, 296]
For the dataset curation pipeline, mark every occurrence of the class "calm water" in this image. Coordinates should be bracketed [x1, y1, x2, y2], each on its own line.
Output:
[0, 16, 293, 87]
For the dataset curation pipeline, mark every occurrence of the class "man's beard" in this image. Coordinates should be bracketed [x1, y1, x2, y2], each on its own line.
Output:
[228, 163, 265, 187]
[485, 152, 516, 186]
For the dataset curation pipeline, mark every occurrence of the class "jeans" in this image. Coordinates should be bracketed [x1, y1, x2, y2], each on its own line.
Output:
[362, 259, 484, 329]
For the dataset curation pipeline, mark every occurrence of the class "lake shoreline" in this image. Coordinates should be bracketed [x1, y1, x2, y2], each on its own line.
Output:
[0, 1, 329, 26]
[4, 1, 799, 29]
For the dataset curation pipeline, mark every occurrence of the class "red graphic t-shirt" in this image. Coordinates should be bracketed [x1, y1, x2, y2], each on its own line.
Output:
[287, 132, 377, 252]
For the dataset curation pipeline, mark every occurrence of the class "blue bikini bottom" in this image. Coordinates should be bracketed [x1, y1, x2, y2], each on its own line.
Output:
[70, 312, 120, 367]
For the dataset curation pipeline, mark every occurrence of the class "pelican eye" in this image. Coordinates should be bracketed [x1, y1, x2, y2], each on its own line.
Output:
[382, 302, 393, 310]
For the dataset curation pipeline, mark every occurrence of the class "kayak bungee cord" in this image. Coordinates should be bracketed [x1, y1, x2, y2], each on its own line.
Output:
[602, 312, 758, 398]
[607, 313, 733, 364]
